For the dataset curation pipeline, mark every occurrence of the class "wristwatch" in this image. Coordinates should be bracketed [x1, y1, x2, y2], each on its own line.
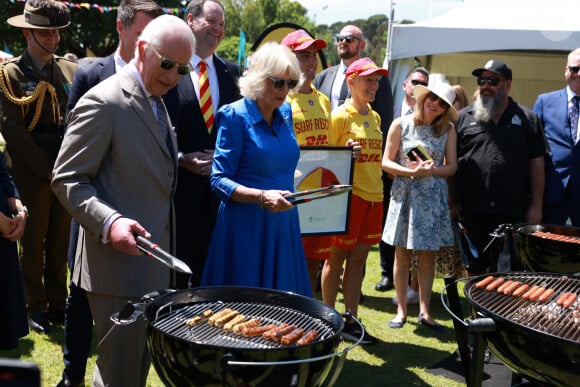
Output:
[14, 206, 29, 217]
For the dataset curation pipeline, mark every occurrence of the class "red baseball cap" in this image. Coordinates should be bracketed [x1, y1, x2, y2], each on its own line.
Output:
[281, 29, 326, 52]
[346, 57, 388, 78]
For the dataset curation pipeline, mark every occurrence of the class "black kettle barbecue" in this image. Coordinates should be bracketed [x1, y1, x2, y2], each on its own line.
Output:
[442, 273, 580, 387]
[111, 287, 362, 386]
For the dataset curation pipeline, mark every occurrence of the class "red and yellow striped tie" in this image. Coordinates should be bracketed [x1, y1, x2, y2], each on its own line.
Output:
[198, 61, 214, 133]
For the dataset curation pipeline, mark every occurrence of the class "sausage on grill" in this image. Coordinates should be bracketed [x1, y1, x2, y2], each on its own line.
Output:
[528, 286, 546, 302]
[521, 285, 540, 300]
[296, 329, 318, 345]
[486, 277, 505, 291]
[280, 328, 305, 346]
[512, 283, 529, 297]
[502, 281, 522, 295]
[497, 280, 515, 293]
[563, 293, 578, 308]
[537, 288, 555, 303]
[241, 323, 277, 337]
[475, 275, 495, 289]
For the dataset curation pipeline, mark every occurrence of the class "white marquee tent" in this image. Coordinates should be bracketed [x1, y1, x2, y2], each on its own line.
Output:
[385, 0, 580, 108]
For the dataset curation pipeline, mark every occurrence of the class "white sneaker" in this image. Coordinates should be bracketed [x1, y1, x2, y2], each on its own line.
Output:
[392, 286, 419, 305]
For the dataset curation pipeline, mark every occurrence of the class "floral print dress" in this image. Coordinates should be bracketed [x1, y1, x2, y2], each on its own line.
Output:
[382, 115, 454, 251]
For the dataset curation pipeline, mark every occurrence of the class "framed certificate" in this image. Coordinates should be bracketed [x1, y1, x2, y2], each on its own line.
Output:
[294, 146, 354, 235]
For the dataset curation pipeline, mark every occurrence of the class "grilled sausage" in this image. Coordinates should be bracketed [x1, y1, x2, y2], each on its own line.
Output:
[512, 283, 530, 297]
[208, 308, 233, 326]
[280, 328, 305, 346]
[185, 309, 213, 327]
[270, 325, 297, 342]
[521, 285, 540, 300]
[241, 323, 277, 337]
[528, 286, 546, 302]
[502, 281, 522, 295]
[234, 318, 261, 334]
[485, 277, 505, 291]
[556, 292, 571, 306]
[215, 310, 239, 327]
[537, 288, 555, 303]
[223, 314, 246, 331]
[497, 280, 515, 293]
[263, 324, 290, 340]
[475, 275, 495, 289]
[296, 329, 318, 345]
[563, 293, 578, 308]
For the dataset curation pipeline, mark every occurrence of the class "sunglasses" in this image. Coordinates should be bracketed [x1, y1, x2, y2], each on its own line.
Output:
[427, 92, 450, 109]
[410, 79, 428, 87]
[567, 65, 580, 74]
[269, 77, 299, 89]
[149, 45, 193, 76]
[335, 35, 361, 44]
[477, 76, 503, 87]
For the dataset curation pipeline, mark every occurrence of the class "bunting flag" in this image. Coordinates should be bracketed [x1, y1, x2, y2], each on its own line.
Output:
[237, 30, 246, 69]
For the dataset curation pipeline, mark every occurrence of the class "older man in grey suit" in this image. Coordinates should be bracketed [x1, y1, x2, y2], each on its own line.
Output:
[52, 15, 195, 387]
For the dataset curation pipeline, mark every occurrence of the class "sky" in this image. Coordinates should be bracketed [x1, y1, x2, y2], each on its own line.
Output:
[294, 0, 463, 26]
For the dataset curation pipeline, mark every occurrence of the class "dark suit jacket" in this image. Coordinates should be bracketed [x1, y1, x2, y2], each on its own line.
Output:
[66, 55, 116, 116]
[163, 55, 241, 286]
[533, 88, 580, 204]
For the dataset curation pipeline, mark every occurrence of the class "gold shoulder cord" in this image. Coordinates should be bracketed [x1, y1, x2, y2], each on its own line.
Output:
[0, 64, 60, 131]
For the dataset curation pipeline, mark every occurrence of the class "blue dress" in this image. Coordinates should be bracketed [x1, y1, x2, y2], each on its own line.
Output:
[201, 98, 312, 297]
[382, 115, 454, 250]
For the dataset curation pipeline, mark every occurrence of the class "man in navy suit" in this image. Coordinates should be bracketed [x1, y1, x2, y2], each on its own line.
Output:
[164, 0, 241, 288]
[533, 48, 580, 226]
[58, 2, 163, 385]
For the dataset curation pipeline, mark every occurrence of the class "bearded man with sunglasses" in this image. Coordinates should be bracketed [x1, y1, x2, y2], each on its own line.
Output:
[452, 60, 547, 275]
[52, 15, 194, 386]
[532, 48, 580, 227]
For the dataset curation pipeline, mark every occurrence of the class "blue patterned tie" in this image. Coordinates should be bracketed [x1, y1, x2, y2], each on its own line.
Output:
[570, 95, 579, 143]
[153, 96, 174, 155]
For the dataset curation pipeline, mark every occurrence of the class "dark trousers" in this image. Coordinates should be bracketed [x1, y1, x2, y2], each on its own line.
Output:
[379, 174, 394, 280]
[460, 213, 523, 274]
[62, 219, 93, 382]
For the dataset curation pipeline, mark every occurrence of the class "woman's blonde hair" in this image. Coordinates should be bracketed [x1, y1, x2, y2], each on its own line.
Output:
[413, 93, 454, 136]
[238, 42, 303, 100]
[452, 84, 470, 110]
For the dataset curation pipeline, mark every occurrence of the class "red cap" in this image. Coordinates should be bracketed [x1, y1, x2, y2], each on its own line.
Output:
[281, 29, 327, 51]
[346, 57, 389, 78]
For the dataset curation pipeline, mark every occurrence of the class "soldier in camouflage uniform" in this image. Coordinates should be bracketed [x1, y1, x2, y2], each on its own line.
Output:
[0, 0, 77, 334]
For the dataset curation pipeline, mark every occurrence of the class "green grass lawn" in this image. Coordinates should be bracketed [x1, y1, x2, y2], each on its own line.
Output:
[1, 247, 469, 386]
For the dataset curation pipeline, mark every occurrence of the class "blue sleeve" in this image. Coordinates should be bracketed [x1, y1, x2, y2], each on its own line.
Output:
[210, 103, 244, 202]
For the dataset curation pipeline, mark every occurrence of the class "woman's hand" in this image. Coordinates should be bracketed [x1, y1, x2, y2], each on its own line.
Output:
[346, 139, 361, 159]
[261, 190, 294, 212]
[1, 213, 25, 242]
[409, 158, 434, 178]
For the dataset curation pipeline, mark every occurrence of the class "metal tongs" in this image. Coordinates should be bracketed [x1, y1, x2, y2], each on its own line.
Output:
[284, 184, 352, 204]
[135, 235, 192, 274]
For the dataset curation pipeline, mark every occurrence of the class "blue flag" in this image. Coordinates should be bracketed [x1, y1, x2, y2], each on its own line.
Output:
[3, 43, 13, 56]
[237, 30, 246, 68]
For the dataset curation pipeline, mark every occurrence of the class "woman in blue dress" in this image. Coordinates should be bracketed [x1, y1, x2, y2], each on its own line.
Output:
[1, 151, 29, 349]
[200, 42, 312, 297]
[382, 83, 458, 331]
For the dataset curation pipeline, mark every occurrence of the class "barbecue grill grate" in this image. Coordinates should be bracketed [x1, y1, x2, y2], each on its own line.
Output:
[466, 273, 580, 343]
[149, 301, 336, 349]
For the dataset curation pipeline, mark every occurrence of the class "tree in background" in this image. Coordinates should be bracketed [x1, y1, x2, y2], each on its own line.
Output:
[1, 0, 390, 67]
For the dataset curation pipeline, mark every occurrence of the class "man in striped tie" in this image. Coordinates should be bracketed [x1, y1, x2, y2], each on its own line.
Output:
[164, 0, 242, 288]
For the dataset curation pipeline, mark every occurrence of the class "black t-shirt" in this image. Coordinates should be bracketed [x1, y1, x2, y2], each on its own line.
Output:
[456, 97, 547, 217]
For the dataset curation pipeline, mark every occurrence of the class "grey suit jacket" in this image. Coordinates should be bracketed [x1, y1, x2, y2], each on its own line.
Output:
[51, 66, 176, 297]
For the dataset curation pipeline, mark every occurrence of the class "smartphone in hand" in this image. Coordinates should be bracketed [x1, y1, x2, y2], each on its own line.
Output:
[406, 145, 432, 161]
